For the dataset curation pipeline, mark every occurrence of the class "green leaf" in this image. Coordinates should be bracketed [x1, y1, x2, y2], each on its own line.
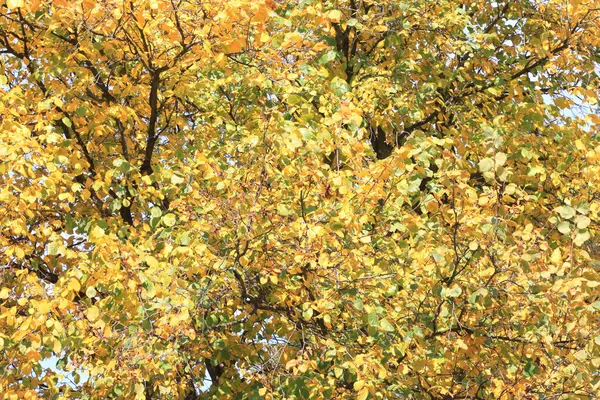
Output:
[86, 286, 97, 298]
[110, 198, 122, 212]
[380, 319, 395, 332]
[330, 77, 350, 97]
[557, 221, 570, 234]
[302, 308, 313, 320]
[171, 174, 184, 184]
[556, 206, 576, 220]
[494, 152, 507, 168]
[353, 298, 363, 310]
[277, 204, 293, 216]
[574, 230, 590, 246]
[478, 158, 494, 172]
[444, 285, 462, 298]
[523, 360, 538, 377]
[575, 215, 591, 229]
[319, 50, 337, 65]
[151, 206, 163, 218]
[76, 106, 87, 117]
[367, 312, 378, 327]
[162, 213, 176, 227]
[178, 232, 191, 246]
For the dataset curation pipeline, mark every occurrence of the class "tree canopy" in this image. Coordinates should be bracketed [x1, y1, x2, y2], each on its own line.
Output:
[1, 0, 600, 398]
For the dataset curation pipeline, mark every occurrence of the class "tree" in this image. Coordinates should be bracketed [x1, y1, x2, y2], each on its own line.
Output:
[1, 0, 600, 398]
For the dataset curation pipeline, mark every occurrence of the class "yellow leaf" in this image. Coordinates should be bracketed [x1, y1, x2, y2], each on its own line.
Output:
[495, 152, 507, 168]
[551, 248, 562, 265]
[357, 387, 369, 400]
[135, 383, 145, 397]
[68, 278, 81, 292]
[354, 380, 365, 391]
[53, 338, 62, 353]
[479, 158, 494, 172]
[14, 247, 25, 259]
[90, 225, 105, 239]
[37, 301, 50, 314]
[86, 306, 100, 322]
[86, 286, 97, 298]
[327, 9, 342, 23]
[6, 0, 24, 9]
[58, 192, 71, 201]
[554, 97, 570, 109]
[145, 255, 159, 269]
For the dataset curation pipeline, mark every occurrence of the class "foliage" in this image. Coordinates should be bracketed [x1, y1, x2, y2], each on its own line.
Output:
[1, 0, 600, 398]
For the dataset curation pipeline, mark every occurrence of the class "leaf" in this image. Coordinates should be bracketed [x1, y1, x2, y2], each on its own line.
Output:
[330, 77, 350, 97]
[574, 230, 590, 246]
[36, 300, 50, 314]
[90, 225, 105, 239]
[444, 285, 462, 298]
[357, 387, 369, 400]
[6, 0, 24, 10]
[178, 232, 191, 246]
[354, 298, 363, 310]
[151, 207, 162, 218]
[327, 10, 342, 23]
[135, 383, 145, 397]
[226, 39, 244, 53]
[0, 287, 10, 299]
[487, 86, 503, 96]
[162, 214, 176, 227]
[495, 152, 507, 168]
[574, 215, 591, 229]
[171, 175, 185, 184]
[86, 306, 100, 322]
[86, 286, 97, 298]
[68, 278, 81, 292]
[479, 158, 494, 172]
[523, 360, 538, 377]
[145, 255, 159, 269]
[367, 312, 379, 327]
[556, 206, 576, 220]
[277, 204, 293, 216]
[380, 319, 395, 332]
[557, 221, 571, 234]
[319, 50, 337, 65]
[302, 308, 313, 320]
[554, 97, 570, 108]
